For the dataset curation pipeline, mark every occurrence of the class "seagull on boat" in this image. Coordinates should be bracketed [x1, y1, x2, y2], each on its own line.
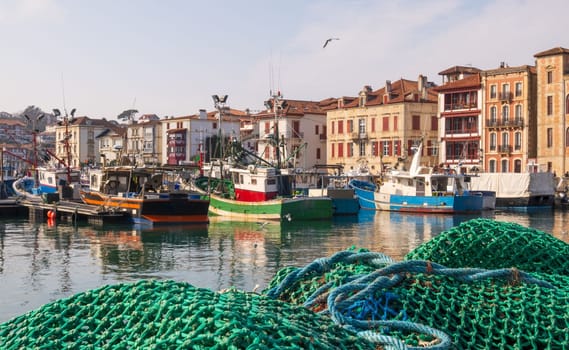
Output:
[323, 38, 339, 48]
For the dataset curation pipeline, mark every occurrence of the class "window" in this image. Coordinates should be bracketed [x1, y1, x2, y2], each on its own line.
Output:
[490, 133, 497, 151]
[358, 118, 366, 133]
[315, 125, 319, 135]
[514, 159, 522, 173]
[515, 82, 522, 97]
[331, 121, 335, 134]
[567, 127, 569, 147]
[394, 140, 401, 156]
[359, 140, 365, 156]
[501, 159, 509, 173]
[331, 143, 335, 157]
[490, 85, 497, 99]
[371, 118, 376, 132]
[547, 71, 553, 84]
[347, 142, 354, 157]
[382, 117, 389, 131]
[515, 105, 522, 121]
[338, 143, 344, 157]
[382, 141, 391, 156]
[502, 105, 509, 122]
[490, 106, 497, 123]
[547, 96, 553, 115]
[502, 132, 509, 151]
[338, 121, 344, 134]
[514, 132, 522, 151]
[547, 128, 553, 147]
[316, 148, 321, 159]
[412, 115, 420, 130]
[431, 116, 438, 131]
[347, 120, 353, 133]
[371, 141, 379, 156]
[501, 83, 510, 97]
[489, 159, 496, 173]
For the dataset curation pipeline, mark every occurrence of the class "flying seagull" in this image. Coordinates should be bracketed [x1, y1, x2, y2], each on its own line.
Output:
[323, 38, 339, 48]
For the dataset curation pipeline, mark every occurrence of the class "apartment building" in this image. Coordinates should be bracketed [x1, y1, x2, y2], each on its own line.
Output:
[125, 114, 162, 166]
[326, 77, 439, 175]
[534, 47, 569, 175]
[161, 109, 242, 165]
[480, 64, 537, 173]
[435, 67, 483, 172]
[255, 97, 327, 170]
[54, 116, 122, 168]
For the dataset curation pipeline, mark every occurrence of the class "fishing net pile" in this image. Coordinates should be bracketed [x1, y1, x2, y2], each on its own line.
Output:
[405, 218, 569, 275]
[265, 219, 569, 349]
[0, 280, 374, 349]
[1, 219, 568, 349]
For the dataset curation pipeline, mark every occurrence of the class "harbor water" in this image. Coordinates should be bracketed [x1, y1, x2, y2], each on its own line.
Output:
[0, 208, 568, 323]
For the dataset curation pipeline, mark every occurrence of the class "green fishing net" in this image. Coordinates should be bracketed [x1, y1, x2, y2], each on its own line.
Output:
[0, 280, 374, 350]
[265, 219, 569, 349]
[405, 218, 569, 275]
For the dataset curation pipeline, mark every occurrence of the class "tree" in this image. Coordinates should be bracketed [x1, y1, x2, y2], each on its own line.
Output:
[117, 109, 138, 121]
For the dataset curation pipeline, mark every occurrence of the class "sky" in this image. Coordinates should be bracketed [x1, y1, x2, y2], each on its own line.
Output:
[1, 0, 568, 120]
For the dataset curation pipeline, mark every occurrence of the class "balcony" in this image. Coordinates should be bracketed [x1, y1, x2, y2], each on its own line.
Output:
[499, 145, 512, 154]
[319, 133, 327, 140]
[499, 92, 512, 103]
[351, 132, 368, 140]
[486, 118, 524, 128]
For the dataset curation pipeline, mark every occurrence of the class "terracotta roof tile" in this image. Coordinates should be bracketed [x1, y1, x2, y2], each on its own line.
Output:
[438, 65, 482, 75]
[534, 47, 569, 58]
[433, 74, 481, 92]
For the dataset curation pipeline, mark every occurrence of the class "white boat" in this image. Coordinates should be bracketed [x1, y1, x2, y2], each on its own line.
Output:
[349, 142, 492, 213]
[468, 172, 555, 209]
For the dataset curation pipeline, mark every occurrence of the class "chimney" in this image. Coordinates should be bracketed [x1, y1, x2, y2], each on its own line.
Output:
[418, 75, 428, 100]
[199, 109, 207, 120]
[383, 80, 392, 103]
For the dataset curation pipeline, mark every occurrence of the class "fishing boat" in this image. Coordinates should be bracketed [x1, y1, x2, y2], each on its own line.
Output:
[292, 165, 360, 216]
[80, 166, 210, 225]
[349, 142, 489, 213]
[468, 172, 555, 209]
[194, 165, 333, 222]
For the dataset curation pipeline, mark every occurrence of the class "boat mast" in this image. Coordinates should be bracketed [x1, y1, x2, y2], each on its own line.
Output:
[264, 91, 288, 170]
[53, 108, 76, 184]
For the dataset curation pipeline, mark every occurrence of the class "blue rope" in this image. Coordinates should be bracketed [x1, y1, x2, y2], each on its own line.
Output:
[267, 250, 556, 349]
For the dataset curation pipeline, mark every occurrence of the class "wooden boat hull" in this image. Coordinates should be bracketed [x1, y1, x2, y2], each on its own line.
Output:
[207, 194, 333, 222]
[80, 191, 210, 224]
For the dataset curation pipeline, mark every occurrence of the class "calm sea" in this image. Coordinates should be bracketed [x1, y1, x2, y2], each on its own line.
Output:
[0, 209, 568, 323]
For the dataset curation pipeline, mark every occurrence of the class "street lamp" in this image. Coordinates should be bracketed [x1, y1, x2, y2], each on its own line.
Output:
[24, 113, 45, 186]
[212, 95, 228, 159]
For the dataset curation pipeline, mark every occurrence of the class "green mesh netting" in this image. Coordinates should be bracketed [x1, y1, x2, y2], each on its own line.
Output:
[0, 280, 375, 350]
[265, 220, 569, 350]
[405, 218, 569, 275]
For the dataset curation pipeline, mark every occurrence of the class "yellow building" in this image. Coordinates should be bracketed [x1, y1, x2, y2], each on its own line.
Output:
[534, 47, 569, 175]
[325, 77, 439, 175]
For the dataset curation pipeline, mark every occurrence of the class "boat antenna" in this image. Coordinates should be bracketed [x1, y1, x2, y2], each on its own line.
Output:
[61, 72, 68, 116]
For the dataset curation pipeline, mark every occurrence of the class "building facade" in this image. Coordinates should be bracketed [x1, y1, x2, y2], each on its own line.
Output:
[326, 77, 439, 175]
[255, 97, 327, 170]
[435, 67, 483, 172]
[481, 64, 537, 173]
[534, 47, 569, 175]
